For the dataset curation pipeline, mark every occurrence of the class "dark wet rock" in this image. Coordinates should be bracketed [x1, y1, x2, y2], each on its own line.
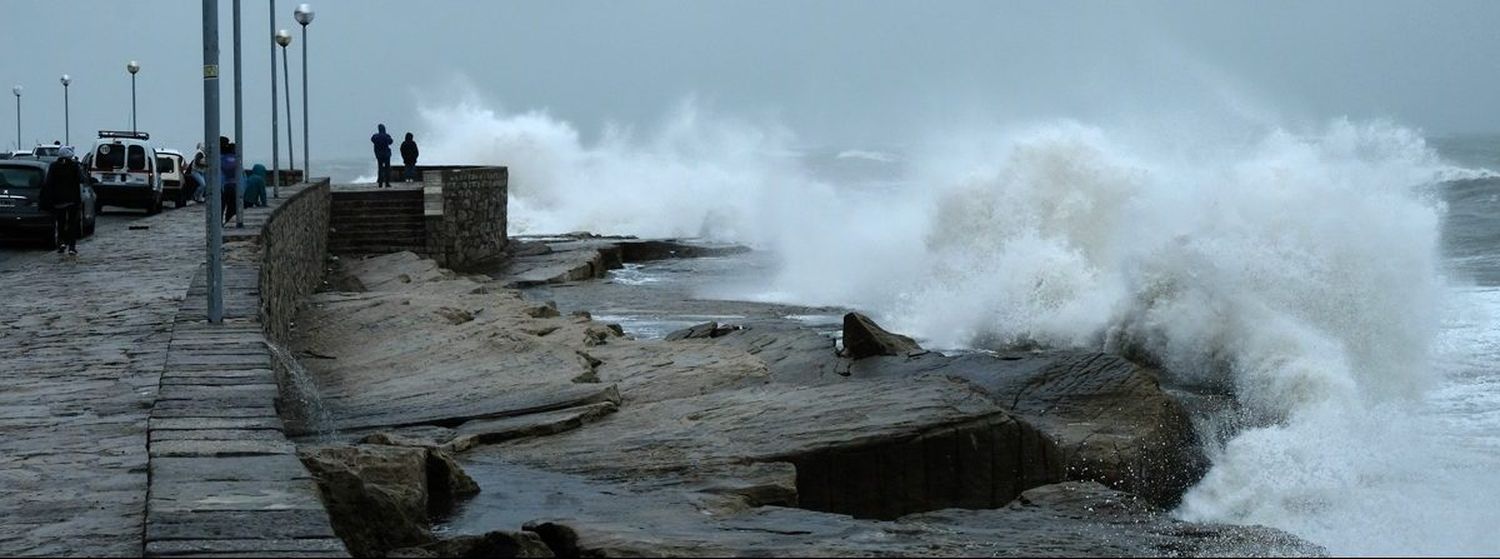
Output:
[842, 312, 922, 359]
[299, 443, 484, 556]
[491, 480, 1323, 557]
[853, 351, 1206, 507]
[523, 301, 560, 318]
[297, 445, 432, 557]
[426, 449, 480, 515]
[388, 530, 554, 558]
[484, 377, 1065, 520]
[664, 321, 743, 341]
[708, 325, 848, 384]
[617, 239, 751, 262]
[665, 321, 717, 341]
[447, 402, 619, 452]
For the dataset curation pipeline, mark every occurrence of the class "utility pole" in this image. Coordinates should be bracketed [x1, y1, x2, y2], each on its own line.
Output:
[269, 0, 280, 198]
[233, 0, 244, 227]
[202, 0, 223, 323]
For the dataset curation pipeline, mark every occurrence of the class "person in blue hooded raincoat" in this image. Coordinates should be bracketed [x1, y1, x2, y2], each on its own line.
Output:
[243, 164, 268, 208]
[370, 124, 394, 188]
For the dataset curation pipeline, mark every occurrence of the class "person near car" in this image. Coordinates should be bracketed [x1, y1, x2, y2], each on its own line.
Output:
[370, 124, 394, 188]
[190, 143, 208, 203]
[400, 132, 419, 183]
[39, 146, 84, 255]
[243, 164, 268, 208]
[219, 137, 239, 224]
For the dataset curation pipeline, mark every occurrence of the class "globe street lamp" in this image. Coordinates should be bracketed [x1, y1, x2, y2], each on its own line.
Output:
[294, 3, 314, 181]
[201, 0, 224, 322]
[276, 29, 295, 191]
[60, 75, 71, 146]
[232, 0, 244, 228]
[268, 0, 280, 197]
[11, 85, 20, 151]
[127, 60, 140, 133]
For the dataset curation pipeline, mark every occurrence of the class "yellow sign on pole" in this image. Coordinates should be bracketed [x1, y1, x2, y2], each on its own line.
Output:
[203, 65, 219, 79]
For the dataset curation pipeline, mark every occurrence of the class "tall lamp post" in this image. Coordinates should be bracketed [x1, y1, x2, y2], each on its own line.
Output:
[277, 30, 294, 183]
[269, 0, 280, 198]
[232, 0, 244, 228]
[127, 60, 140, 133]
[294, 4, 313, 181]
[201, 0, 224, 323]
[11, 86, 20, 151]
[59, 76, 71, 146]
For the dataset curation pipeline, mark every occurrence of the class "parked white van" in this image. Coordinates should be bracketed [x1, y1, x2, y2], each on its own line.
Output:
[83, 131, 163, 214]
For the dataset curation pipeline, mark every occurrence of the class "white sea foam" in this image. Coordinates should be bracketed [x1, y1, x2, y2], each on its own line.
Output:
[413, 87, 1500, 554]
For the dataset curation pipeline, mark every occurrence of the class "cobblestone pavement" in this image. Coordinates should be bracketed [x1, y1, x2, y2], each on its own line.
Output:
[0, 204, 276, 556]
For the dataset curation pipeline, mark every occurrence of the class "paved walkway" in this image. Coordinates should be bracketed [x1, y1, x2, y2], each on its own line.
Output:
[0, 196, 336, 556]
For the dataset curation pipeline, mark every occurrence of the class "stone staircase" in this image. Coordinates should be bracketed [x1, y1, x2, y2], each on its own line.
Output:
[329, 188, 427, 254]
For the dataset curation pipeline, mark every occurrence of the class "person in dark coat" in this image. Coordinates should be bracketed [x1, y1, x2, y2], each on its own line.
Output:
[400, 132, 419, 183]
[40, 146, 84, 255]
[220, 136, 239, 224]
[370, 124, 394, 188]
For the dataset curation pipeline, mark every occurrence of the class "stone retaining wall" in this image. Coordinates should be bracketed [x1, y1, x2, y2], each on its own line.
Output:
[424, 166, 508, 271]
[256, 180, 331, 344]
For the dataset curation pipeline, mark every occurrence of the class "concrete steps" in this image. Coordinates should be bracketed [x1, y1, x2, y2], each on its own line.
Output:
[329, 189, 427, 255]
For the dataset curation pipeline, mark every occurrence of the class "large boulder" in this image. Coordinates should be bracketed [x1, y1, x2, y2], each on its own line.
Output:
[842, 313, 922, 359]
[298, 443, 484, 557]
[298, 444, 432, 557]
[853, 351, 1207, 507]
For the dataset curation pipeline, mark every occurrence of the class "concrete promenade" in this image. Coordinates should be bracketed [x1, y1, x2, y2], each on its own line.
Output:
[0, 192, 342, 557]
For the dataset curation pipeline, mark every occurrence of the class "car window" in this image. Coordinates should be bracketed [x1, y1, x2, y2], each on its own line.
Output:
[94, 144, 124, 170]
[0, 166, 44, 189]
[127, 145, 147, 171]
[157, 156, 176, 173]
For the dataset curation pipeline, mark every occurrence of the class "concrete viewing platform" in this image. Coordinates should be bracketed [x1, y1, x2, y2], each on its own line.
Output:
[0, 189, 345, 557]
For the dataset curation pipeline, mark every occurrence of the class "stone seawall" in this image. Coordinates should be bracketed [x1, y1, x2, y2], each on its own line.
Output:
[426, 167, 508, 271]
[256, 181, 331, 344]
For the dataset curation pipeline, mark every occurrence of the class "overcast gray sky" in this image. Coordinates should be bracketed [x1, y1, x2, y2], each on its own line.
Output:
[4, 1, 1499, 161]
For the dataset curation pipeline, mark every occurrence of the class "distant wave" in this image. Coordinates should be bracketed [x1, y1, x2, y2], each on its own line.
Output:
[834, 149, 897, 163]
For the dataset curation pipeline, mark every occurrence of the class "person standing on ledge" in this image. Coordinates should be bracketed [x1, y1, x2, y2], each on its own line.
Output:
[371, 124, 394, 188]
[400, 132, 419, 183]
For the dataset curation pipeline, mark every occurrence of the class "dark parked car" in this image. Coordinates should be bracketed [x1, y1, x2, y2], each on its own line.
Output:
[0, 159, 97, 247]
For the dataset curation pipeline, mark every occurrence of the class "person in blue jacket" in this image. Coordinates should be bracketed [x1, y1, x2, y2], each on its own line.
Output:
[370, 124, 394, 188]
[219, 136, 239, 224]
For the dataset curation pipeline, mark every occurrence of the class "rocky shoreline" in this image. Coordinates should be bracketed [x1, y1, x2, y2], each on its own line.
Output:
[282, 237, 1323, 557]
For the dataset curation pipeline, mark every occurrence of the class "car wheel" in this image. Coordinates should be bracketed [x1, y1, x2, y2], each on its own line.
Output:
[175, 190, 187, 209]
[147, 195, 162, 215]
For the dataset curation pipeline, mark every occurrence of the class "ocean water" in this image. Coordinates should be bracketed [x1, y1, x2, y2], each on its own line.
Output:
[415, 92, 1500, 555]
